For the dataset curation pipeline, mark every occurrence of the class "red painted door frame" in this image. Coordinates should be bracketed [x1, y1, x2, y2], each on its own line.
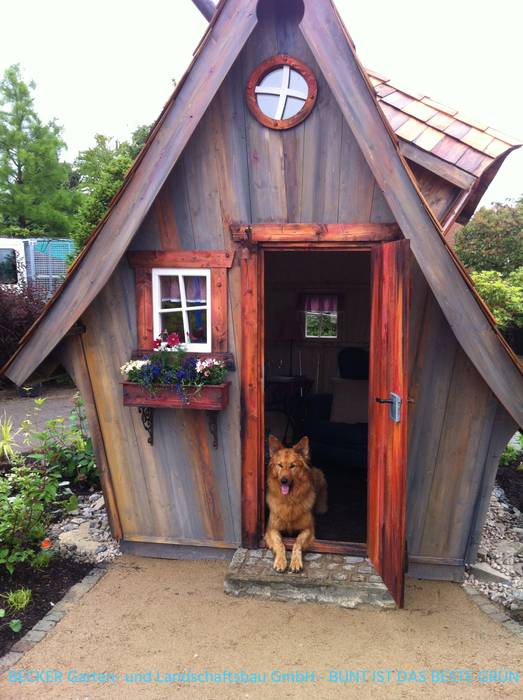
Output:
[240, 240, 410, 605]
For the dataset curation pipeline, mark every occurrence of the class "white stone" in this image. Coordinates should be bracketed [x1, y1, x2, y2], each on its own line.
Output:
[58, 521, 101, 555]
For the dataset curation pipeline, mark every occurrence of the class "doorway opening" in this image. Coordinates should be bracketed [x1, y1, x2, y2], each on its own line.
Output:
[264, 250, 371, 546]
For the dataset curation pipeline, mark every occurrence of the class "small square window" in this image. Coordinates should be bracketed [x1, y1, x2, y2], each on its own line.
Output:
[305, 311, 338, 339]
[152, 268, 211, 351]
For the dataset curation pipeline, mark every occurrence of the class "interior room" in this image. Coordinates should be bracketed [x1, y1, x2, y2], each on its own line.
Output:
[264, 251, 371, 544]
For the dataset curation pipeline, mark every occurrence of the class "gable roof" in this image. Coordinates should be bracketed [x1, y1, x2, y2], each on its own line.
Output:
[2, 0, 521, 426]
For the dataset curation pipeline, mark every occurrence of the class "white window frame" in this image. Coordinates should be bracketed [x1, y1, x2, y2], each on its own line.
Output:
[152, 267, 211, 352]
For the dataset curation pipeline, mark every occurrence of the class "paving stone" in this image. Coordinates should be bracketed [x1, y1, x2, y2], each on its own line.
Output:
[0, 651, 23, 671]
[225, 548, 394, 609]
[31, 619, 56, 632]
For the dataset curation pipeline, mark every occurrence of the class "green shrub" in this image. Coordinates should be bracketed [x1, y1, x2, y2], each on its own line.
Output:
[0, 458, 76, 574]
[0, 412, 21, 464]
[499, 433, 523, 470]
[23, 393, 98, 487]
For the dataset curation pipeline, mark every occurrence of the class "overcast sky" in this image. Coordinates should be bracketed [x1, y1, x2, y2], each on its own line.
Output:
[1, 0, 521, 208]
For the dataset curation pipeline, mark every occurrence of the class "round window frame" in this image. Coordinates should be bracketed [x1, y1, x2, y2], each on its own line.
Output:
[246, 54, 318, 130]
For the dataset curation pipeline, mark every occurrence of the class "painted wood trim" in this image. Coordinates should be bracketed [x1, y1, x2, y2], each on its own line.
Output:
[123, 534, 237, 549]
[211, 267, 228, 351]
[399, 140, 476, 191]
[2, 0, 258, 387]
[134, 267, 153, 352]
[299, 0, 523, 427]
[59, 335, 123, 541]
[230, 223, 400, 242]
[245, 54, 318, 130]
[240, 245, 263, 548]
[128, 250, 235, 269]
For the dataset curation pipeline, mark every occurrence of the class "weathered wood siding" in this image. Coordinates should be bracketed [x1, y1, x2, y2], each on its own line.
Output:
[407, 261, 517, 575]
[60, 5, 515, 570]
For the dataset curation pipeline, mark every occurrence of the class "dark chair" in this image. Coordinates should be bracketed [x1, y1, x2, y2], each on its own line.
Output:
[293, 348, 369, 468]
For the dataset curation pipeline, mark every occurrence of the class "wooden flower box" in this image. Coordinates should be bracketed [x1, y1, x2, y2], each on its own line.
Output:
[122, 381, 230, 410]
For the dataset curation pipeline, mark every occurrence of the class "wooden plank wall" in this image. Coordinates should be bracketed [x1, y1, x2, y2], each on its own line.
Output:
[407, 262, 517, 573]
[67, 5, 513, 565]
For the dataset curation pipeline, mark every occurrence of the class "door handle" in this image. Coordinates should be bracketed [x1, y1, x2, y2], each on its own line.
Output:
[375, 392, 402, 423]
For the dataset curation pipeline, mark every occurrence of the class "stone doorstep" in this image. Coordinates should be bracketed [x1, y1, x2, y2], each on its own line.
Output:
[224, 549, 395, 609]
[0, 566, 108, 675]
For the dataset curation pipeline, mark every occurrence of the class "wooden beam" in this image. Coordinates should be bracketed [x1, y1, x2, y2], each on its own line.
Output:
[191, 0, 216, 22]
[2, 0, 257, 387]
[230, 223, 400, 242]
[399, 140, 476, 191]
[300, 0, 523, 427]
[127, 250, 235, 269]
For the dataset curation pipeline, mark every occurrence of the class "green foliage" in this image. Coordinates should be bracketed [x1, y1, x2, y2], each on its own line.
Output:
[455, 197, 523, 275]
[0, 460, 63, 574]
[23, 394, 98, 487]
[1, 587, 31, 612]
[469, 268, 523, 330]
[0, 412, 21, 463]
[0, 64, 78, 237]
[31, 549, 54, 570]
[499, 432, 523, 469]
[71, 124, 151, 251]
[0, 608, 22, 633]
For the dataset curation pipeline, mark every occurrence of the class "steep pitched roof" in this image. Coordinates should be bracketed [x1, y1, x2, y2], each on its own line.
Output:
[2, 0, 521, 426]
[369, 68, 521, 222]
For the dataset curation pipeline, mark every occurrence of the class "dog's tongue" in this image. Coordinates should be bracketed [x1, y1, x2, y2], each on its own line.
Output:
[281, 483, 290, 496]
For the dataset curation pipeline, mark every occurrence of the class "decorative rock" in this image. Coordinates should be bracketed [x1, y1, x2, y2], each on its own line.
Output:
[344, 556, 364, 564]
[492, 540, 523, 557]
[59, 521, 106, 555]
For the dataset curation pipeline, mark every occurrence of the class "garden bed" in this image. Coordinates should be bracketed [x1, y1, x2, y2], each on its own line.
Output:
[0, 557, 92, 657]
[497, 461, 523, 513]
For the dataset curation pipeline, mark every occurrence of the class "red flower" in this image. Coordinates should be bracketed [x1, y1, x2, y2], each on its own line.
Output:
[167, 333, 180, 347]
[41, 538, 51, 549]
[152, 338, 161, 349]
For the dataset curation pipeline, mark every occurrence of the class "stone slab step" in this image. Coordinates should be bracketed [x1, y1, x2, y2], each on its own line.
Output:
[224, 548, 395, 609]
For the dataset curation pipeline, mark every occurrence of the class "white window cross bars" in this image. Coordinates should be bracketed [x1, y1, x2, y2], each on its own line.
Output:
[255, 65, 308, 121]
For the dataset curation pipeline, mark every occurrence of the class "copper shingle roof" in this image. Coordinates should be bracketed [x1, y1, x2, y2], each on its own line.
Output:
[369, 68, 521, 180]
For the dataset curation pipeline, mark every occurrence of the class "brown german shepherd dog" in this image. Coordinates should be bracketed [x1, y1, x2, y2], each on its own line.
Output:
[265, 435, 328, 573]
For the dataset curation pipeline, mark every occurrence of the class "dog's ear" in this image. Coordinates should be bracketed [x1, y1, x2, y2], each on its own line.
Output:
[293, 436, 310, 462]
[269, 434, 284, 457]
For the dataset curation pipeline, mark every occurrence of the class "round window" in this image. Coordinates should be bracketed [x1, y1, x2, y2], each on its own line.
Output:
[246, 55, 317, 130]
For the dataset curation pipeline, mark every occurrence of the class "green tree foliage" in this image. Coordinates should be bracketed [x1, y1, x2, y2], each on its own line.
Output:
[0, 65, 78, 238]
[455, 197, 523, 274]
[72, 125, 151, 251]
[470, 268, 523, 330]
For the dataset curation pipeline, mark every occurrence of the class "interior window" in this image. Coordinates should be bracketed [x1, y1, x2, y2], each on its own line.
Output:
[0, 249, 18, 285]
[303, 294, 339, 339]
[152, 268, 211, 351]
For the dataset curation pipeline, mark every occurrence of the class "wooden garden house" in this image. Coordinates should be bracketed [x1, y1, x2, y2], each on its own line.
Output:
[2, 0, 522, 607]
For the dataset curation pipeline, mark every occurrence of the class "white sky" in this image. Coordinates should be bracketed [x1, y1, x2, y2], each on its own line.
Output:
[1, 0, 522, 208]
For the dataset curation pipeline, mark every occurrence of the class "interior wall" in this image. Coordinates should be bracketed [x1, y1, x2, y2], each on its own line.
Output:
[265, 252, 370, 393]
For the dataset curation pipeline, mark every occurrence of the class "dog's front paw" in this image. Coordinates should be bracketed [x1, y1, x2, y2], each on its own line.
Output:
[273, 554, 287, 573]
[289, 552, 303, 573]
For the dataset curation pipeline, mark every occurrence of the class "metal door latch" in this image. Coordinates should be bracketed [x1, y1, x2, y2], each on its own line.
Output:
[376, 392, 402, 423]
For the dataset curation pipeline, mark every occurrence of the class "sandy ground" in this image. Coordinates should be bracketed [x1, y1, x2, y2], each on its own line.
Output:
[0, 556, 521, 700]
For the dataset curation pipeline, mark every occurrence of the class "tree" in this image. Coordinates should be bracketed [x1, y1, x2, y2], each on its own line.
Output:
[72, 124, 151, 251]
[470, 268, 523, 330]
[455, 197, 523, 274]
[0, 64, 78, 238]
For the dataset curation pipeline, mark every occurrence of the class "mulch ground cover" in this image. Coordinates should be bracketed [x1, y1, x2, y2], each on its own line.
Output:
[0, 557, 91, 657]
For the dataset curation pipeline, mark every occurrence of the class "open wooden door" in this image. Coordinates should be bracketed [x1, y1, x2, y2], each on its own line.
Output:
[368, 239, 410, 607]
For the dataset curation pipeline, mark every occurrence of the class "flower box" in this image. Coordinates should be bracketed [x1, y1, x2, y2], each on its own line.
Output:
[122, 381, 230, 411]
